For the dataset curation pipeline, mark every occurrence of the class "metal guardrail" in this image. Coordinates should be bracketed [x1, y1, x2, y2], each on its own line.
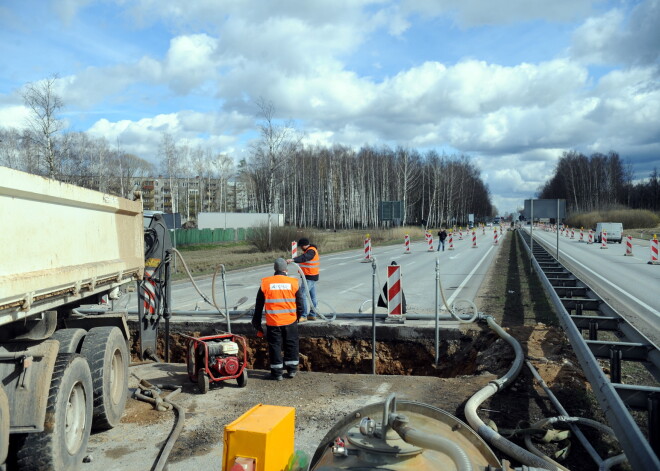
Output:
[518, 229, 660, 471]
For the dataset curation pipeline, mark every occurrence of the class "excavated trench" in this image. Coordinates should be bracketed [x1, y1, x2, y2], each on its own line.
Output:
[129, 322, 514, 378]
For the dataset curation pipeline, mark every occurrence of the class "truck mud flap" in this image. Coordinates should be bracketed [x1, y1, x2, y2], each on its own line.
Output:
[0, 340, 58, 433]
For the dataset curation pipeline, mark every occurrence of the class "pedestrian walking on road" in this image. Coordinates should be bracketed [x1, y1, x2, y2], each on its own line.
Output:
[251, 258, 304, 380]
[287, 238, 320, 320]
[437, 229, 447, 251]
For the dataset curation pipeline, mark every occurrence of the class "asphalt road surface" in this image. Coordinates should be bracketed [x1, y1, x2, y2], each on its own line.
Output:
[116, 230, 507, 317]
[524, 226, 660, 347]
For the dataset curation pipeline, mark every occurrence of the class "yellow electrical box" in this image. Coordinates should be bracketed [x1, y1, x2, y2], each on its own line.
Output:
[223, 404, 295, 471]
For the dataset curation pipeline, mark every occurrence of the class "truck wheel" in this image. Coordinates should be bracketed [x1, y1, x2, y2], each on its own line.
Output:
[0, 387, 8, 466]
[81, 327, 129, 430]
[15, 354, 93, 471]
[236, 368, 248, 388]
[51, 328, 87, 354]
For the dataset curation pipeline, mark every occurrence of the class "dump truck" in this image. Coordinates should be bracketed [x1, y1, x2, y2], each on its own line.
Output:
[0, 167, 172, 470]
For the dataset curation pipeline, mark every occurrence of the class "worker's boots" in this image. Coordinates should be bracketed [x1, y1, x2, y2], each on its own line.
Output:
[285, 369, 297, 379]
[270, 369, 284, 381]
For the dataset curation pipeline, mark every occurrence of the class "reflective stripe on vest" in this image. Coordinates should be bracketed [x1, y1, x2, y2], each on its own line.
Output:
[261, 275, 299, 326]
[299, 247, 320, 276]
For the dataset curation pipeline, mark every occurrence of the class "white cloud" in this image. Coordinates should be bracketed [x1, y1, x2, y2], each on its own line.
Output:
[86, 110, 251, 163]
[0, 105, 30, 127]
[570, 0, 660, 66]
[163, 34, 219, 94]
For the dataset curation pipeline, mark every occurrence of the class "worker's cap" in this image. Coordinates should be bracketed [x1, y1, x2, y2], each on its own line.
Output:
[274, 258, 288, 272]
[298, 238, 310, 247]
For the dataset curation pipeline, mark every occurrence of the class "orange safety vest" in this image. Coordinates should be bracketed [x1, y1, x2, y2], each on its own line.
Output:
[261, 275, 299, 326]
[299, 247, 320, 276]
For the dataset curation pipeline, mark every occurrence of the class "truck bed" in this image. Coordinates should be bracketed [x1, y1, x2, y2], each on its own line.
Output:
[0, 167, 145, 325]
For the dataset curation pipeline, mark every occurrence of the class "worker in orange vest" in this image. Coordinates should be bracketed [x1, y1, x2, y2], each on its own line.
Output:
[252, 258, 304, 380]
[287, 237, 320, 320]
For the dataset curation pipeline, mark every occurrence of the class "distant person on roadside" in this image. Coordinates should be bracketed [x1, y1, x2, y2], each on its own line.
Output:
[287, 238, 320, 320]
[251, 258, 304, 381]
[437, 229, 447, 251]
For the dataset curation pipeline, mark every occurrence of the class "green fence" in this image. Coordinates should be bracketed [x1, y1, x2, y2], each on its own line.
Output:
[168, 228, 254, 246]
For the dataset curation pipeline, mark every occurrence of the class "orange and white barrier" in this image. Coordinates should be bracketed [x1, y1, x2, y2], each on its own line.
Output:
[291, 241, 298, 258]
[649, 235, 659, 265]
[448, 232, 455, 250]
[566, 228, 570, 238]
[472, 230, 477, 248]
[571, 228, 575, 239]
[387, 264, 404, 320]
[588, 230, 593, 244]
[624, 235, 633, 256]
[493, 228, 499, 245]
[600, 231, 608, 249]
[579, 228, 584, 242]
[403, 234, 411, 254]
[459, 229, 463, 240]
[427, 234, 435, 252]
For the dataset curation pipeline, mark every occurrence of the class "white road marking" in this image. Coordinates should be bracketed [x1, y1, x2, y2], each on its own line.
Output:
[445, 246, 494, 306]
[559, 251, 660, 319]
[340, 283, 364, 294]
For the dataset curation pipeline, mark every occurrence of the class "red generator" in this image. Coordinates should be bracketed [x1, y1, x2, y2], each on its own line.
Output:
[184, 333, 248, 393]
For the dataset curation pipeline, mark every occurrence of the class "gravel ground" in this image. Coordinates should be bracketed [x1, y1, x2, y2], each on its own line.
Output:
[85, 363, 495, 471]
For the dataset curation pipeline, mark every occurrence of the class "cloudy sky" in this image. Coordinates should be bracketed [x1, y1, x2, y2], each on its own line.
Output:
[1, 0, 659, 214]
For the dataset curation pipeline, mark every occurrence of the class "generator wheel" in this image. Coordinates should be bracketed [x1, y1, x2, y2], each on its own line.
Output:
[81, 327, 129, 430]
[15, 354, 93, 470]
[198, 370, 210, 394]
[237, 368, 248, 388]
[51, 328, 87, 354]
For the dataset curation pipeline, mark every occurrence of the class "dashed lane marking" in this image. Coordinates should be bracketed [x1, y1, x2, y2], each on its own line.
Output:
[340, 283, 364, 294]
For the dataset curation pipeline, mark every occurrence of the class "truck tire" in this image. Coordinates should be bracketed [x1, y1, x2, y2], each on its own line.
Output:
[0, 386, 8, 467]
[80, 327, 129, 430]
[51, 328, 87, 354]
[15, 354, 93, 471]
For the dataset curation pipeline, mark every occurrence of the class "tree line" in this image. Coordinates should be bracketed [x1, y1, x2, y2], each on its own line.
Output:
[244, 143, 494, 228]
[538, 151, 659, 213]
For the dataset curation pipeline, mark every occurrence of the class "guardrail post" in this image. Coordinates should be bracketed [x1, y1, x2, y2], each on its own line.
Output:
[610, 347, 622, 384]
[589, 320, 598, 340]
[649, 393, 659, 456]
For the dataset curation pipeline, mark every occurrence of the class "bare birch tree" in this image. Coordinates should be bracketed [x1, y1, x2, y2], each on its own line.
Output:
[22, 74, 64, 178]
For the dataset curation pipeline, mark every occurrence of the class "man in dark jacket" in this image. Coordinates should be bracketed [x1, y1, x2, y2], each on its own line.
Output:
[252, 258, 304, 380]
[287, 238, 320, 320]
[437, 229, 447, 251]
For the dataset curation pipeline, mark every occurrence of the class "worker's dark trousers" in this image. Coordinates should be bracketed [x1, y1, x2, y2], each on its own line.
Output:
[266, 322, 299, 376]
